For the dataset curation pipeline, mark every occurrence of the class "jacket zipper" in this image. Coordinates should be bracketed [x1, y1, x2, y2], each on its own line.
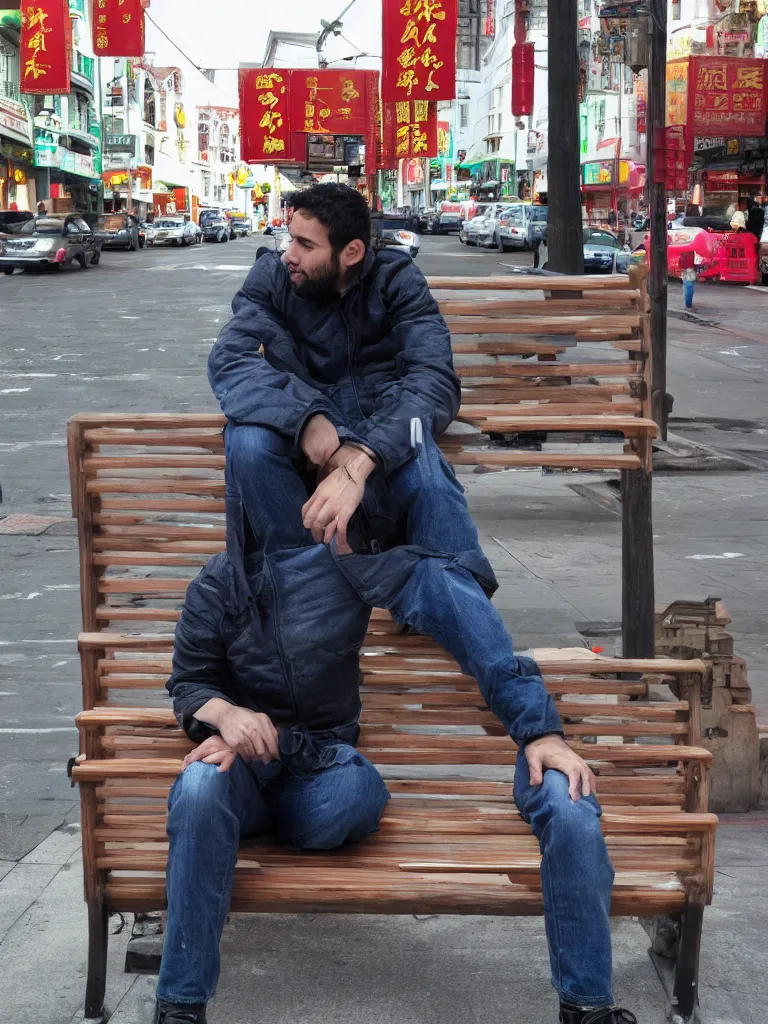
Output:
[263, 557, 301, 721]
[340, 298, 365, 422]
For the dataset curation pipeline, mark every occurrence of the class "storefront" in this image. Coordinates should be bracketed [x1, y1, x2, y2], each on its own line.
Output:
[581, 158, 646, 237]
[455, 155, 516, 201]
[102, 166, 153, 216]
[33, 118, 102, 212]
[0, 93, 36, 210]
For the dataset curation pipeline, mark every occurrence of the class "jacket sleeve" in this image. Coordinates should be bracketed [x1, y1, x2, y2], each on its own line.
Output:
[353, 259, 461, 475]
[165, 571, 236, 744]
[208, 255, 333, 445]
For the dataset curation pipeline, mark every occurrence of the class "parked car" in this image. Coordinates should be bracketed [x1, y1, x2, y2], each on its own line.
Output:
[459, 211, 497, 247]
[372, 214, 420, 258]
[582, 228, 631, 274]
[94, 213, 142, 251]
[228, 213, 251, 238]
[431, 200, 461, 234]
[460, 203, 512, 247]
[0, 214, 102, 273]
[199, 209, 230, 243]
[148, 217, 199, 247]
[497, 203, 549, 251]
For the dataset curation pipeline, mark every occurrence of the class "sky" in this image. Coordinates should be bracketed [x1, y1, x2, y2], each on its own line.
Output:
[144, 0, 382, 105]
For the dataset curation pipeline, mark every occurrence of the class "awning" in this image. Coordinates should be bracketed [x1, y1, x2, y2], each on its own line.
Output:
[59, 128, 100, 150]
[155, 179, 187, 190]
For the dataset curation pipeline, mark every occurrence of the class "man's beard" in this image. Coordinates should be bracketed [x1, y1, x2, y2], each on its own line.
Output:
[290, 251, 341, 302]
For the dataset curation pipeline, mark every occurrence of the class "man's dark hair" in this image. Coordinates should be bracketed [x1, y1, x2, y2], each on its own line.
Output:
[286, 183, 370, 251]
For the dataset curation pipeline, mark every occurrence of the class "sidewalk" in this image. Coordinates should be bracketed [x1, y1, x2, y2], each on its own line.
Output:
[0, 814, 765, 1024]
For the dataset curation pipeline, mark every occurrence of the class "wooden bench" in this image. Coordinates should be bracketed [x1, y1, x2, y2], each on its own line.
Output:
[68, 414, 716, 1024]
[425, 267, 656, 659]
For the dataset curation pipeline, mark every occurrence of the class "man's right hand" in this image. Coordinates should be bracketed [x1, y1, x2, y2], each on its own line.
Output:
[217, 706, 280, 763]
[301, 414, 340, 468]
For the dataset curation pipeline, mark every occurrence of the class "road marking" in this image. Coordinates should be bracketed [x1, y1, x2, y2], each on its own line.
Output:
[1, 388, 31, 394]
[685, 552, 744, 560]
[0, 727, 77, 734]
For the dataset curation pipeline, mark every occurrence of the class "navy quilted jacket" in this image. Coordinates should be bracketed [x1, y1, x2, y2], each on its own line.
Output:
[207, 248, 461, 475]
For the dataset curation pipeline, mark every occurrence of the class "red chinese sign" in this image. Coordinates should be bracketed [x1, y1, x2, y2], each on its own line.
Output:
[93, 0, 145, 58]
[666, 57, 768, 137]
[239, 68, 293, 163]
[20, 1, 71, 95]
[664, 126, 691, 192]
[382, 0, 457, 103]
[383, 100, 438, 159]
[290, 70, 368, 134]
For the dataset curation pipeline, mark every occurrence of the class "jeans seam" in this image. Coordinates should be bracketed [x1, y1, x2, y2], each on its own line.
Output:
[540, 820, 563, 996]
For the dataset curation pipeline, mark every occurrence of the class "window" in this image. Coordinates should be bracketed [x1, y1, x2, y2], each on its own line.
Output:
[201, 171, 211, 197]
[144, 143, 155, 165]
[220, 124, 231, 161]
[460, 103, 469, 128]
[493, 86, 502, 109]
[488, 137, 500, 153]
[143, 80, 156, 126]
[198, 121, 209, 156]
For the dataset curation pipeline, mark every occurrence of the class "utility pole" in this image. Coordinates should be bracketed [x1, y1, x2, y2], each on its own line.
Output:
[647, 0, 669, 437]
[546, 0, 583, 275]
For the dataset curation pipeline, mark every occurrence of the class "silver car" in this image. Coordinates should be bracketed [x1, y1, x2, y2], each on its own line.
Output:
[0, 214, 103, 273]
[148, 217, 199, 247]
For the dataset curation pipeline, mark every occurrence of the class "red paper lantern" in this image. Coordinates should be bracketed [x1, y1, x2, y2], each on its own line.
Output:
[511, 42, 534, 117]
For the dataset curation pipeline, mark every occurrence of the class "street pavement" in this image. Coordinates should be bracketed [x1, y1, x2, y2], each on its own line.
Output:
[1, 233, 768, 1023]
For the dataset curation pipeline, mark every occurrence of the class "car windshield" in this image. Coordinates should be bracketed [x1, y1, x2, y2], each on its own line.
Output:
[584, 229, 618, 248]
[156, 220, 182, 228]
[199, 212, 221, 224]
[20, 217, 64, 235]
[381, 217, 412, 230]
[530, 206, 548, 221]
[99, 215, 125, 230]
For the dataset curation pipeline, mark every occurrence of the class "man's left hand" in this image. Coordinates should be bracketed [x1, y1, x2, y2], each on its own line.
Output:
[183, 735, 238, 773]
[302, 449, 375, 553]
[525, 734, 597, 801]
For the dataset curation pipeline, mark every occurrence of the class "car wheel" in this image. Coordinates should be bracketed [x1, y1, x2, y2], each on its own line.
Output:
[90, 250, 101, 266]
[3, 267, 14, 275]
[182, 237, 190, 247]
[76, 253, 89, 269]
[221, 234, 228, 243]
[458, 228, 467, 244]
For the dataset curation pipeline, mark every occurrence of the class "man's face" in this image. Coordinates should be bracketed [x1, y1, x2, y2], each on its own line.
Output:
[282, 209, 341, 301]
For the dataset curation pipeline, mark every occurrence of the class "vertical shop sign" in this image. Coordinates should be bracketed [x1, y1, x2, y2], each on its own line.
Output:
[92, 0, 145, 57]
[382, 0, 457, 103]
[239, 68, 293, 162]
[20, 0, 71, 95]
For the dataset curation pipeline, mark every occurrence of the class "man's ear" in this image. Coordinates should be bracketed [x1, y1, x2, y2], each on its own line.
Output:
[340, 238, 366, 270]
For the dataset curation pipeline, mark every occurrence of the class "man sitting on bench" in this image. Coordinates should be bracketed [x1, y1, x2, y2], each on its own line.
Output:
[154, 183, 636, 1024]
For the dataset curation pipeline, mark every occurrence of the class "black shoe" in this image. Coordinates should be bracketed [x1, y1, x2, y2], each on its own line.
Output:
[154, 999, 208, 1024]
[560, 1006, 638, 1024]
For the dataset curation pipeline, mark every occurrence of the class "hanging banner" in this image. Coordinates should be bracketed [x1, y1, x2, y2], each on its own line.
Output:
[380, 101, 398, 169]
[363, 69, 380, 177]
[666, 57, 767, 137]
[20, 0, 71, 95]
[289, 69, 369, 134]
[239, 68, 293, 163]
[92, 0, 145, 58]
[387, 100, 438, 159]
[382, 0, 457, 103]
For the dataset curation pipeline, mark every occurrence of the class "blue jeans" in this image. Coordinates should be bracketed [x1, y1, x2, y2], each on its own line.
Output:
[217, 423, 615, 1006]
[157, 747, 390, 1005]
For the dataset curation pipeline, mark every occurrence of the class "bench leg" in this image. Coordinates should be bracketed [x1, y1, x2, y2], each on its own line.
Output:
[84, 896, 109, 1023]
[672, 899, 705, 1022]
[621, 468, 655, 659]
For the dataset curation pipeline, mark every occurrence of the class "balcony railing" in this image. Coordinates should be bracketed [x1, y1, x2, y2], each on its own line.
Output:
[72, 52, 95, 84]
[1, 80, 22, 103]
